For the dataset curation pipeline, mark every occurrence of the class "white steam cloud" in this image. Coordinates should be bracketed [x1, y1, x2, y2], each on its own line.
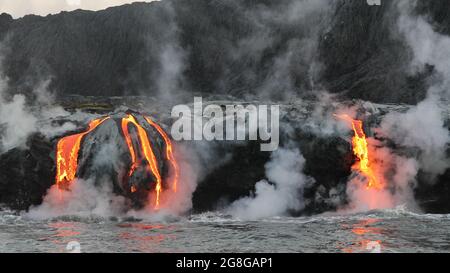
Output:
[0, 44, 75, 154]
[379, 0, 450, 179]
[26, 179, 128, 220]
[380, 97, 449, 177]
[228, 146, 313, 220]
[26, 143, 198, 220]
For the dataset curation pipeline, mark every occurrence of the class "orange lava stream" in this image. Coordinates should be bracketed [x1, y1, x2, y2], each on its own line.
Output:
[334, 114, 382, 190]
[122, 114, 162, 208]
[56, 114, 174, 209]
[56, 117, 110, 190]
[144, 116, 179, 193]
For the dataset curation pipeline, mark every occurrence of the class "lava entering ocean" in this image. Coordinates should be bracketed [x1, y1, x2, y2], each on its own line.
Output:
[56, 117, 110, 190]
[334, 114, 383, 190]
[55, 113, 179, 209]
[121, 114, 163, 208]
[144, 116, 179, 193]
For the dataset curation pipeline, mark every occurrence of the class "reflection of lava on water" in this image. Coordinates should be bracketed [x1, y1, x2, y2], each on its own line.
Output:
[49, 222, 82, 238]
[351, 219, 383, 236]
[46, 222, 83, 252]
[340, 218, 384, 253]
[55, 113, 179, 209]
[117, 223, 177, 252]
[117, 223, 172, 230]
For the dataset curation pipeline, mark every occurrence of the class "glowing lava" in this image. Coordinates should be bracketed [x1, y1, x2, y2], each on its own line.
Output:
[56, 114, 179, 209]
[144, 116, 179, 193]
[334, 114, 383, 190]
[121, 114, 162, 208]
[56, 117, 110, 190]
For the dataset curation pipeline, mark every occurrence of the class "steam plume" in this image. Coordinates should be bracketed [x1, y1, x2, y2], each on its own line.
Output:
[228, 146, 313, 220]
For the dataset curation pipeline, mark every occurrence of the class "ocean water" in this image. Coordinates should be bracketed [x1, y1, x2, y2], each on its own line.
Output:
[1, 207, 450, 253]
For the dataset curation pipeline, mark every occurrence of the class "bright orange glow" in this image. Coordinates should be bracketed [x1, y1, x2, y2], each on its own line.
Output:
[144, 116, 179, 193]
[56, 114, 171, 209]
[56, 117, 109, 190]
[122, 114, 162, 208]
[334, 114, 383, 190]
[351, 219, 383, 236]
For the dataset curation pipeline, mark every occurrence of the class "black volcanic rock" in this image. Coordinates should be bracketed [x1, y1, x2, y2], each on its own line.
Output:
[0, 0, 448, 103]
[0, 133, 54, 211]
[416, 0, 450, 35]
[0, 13, 13, 39]
[192, 141, 271, 212]
[318, 0, 427, 104]
[414, 150, 450, 214]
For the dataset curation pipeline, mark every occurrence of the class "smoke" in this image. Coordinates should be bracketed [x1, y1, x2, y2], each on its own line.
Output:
[317, 102, 419, 213]
[0, 79, 75, 154]
[142, 0, 333, 105]
[143, 0, 334, 219]
[25, 178, 128, 220]
[0, 90, 38, 152]
[303, 92, 358, 137]
[222, 0, 332, 100]
[397, 0, 450, 86]
[156, 43, 188, 102]
[339, 0, 450, 212]
[342, 137, 419, 213]
[264, 0, 331, 98]
[0, 43, 75, 154]
[380, 97, 449, 176]
[378, 0, 450, 179]
[4, 0, 449, 219]
[228, 146, 313, 220]
[141, 1, 189, 105]
[128, 143, 198, 218]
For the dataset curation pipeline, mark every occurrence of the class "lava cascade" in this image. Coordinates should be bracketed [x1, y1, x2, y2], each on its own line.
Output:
[334, 114, 383, 190]
[55, 114, 179, 209]
[56, 117, 110, 190]
[145, 116, 179, 193]
[121, 114, 162, 208]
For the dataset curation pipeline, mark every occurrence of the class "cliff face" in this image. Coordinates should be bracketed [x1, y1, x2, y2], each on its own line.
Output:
[0, 13, 13, 39]
[319, 0, 427, 104]
[0, 0, 449, 103]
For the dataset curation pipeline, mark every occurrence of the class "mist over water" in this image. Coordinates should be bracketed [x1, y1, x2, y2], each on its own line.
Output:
[2, 208, 450, 253]
[228, 147, 313, 220]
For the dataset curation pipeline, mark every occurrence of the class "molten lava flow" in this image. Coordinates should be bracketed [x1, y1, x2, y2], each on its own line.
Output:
[56, 114, 174, 209]
[56, 117, 110, 190]
[334, 114, 382, 190]
[121, 114, 162, 208]
[144, 116, 179, 193]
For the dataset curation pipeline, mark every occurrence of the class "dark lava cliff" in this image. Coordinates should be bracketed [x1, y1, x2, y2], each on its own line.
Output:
[0, 0, 448, 103]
